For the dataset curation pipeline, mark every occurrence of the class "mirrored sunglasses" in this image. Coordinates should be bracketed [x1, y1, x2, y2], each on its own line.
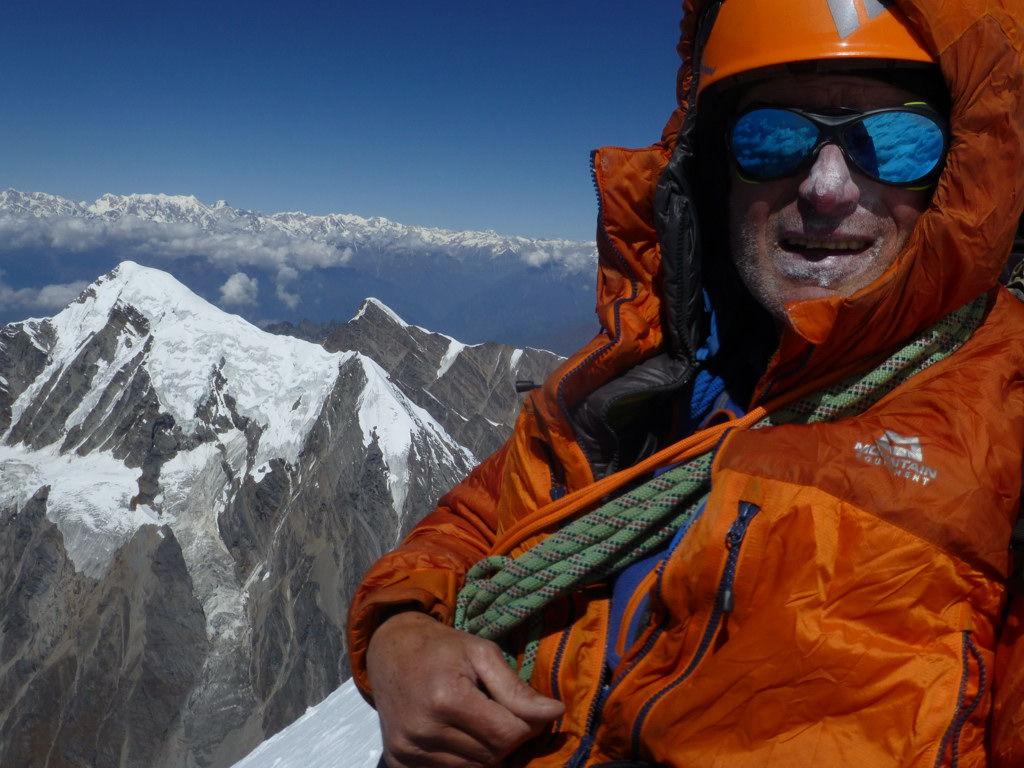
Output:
[728, 104, 948, 187]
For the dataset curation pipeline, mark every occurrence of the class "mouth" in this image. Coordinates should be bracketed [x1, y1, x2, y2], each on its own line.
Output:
[782, 236, 871, 257]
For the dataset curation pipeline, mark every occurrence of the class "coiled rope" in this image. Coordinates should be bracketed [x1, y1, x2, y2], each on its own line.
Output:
[454, 296, 987, 681]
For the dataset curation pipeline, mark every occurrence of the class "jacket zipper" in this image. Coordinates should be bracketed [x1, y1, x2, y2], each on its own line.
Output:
[565, 671, 610, 765]
[554, 586, 613, 768]
[560, 494, 714, 766]
[628, 501, 761, 758]
[556, 436, 736, 765]
[606, 494, 711, 684]
[555, 152, 640, 428]
[563, 644, 611, 768]
[933, 630, 987, 767]
[549, 599, 578, 730]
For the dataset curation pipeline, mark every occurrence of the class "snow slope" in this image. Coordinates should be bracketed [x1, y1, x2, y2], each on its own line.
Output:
[229, 680, 382, 768]
[0, 262, 347, 576]
[0, 262, 475, 578]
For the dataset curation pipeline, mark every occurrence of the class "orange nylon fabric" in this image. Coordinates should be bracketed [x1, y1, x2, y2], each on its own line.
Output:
[347, 1, 1024, 765]
[698, 0, 935, 96]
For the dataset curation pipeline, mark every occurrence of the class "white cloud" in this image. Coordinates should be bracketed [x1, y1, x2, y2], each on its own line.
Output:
[277, 266, 299, 283]
[522, 249, 552, 267]
[0, 277, 90, 316]
[274, 266, 301, 310]
[35, 281, 90, 307]
[0, 212, 345, 272]
[219, 272, 259, 306]
[276, 284, 301, 310]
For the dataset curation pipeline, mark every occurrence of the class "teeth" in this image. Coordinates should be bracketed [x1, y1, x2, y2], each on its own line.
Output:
[786, 238, 868, 251]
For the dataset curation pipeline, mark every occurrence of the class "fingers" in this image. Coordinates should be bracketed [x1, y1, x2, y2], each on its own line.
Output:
[468, 642, 566, 725]
[366, 614, 564, 768]
[380, 711, 507, 768]
[379, 680, 530, 768]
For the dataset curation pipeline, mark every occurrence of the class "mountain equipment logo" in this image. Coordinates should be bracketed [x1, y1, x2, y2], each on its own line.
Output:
[826, 0, 891, 38]
[854, 430, 939, 485]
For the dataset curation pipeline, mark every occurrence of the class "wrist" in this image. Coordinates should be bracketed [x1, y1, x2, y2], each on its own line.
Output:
[368, 608, 438, 659]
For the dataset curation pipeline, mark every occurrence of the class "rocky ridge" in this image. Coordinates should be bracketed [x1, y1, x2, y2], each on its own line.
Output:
[0, 262, 562, 767]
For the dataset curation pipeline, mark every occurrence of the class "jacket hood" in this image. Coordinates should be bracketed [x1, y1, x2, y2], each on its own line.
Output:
[532, 0, 1024, 489]
[659, 0, 1024, 399]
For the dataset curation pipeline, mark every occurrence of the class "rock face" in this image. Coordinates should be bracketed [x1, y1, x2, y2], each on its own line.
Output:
[0, 490, 207, 768]
[324, 298, 561, 468]
[0, 262, 563, 767]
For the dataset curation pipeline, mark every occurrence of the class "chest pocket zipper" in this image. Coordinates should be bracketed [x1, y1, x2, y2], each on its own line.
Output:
[934, 630, 987, 768]
[628, 501, 761, 758]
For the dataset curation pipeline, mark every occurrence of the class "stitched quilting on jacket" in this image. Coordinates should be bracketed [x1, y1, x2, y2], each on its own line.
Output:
[348, 1, 1024, 766]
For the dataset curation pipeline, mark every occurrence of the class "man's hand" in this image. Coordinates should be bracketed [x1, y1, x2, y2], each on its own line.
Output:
[366, 611, 565, 768]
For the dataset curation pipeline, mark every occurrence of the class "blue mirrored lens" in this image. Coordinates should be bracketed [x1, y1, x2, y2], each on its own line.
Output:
[731, 109, 817, 177]
[850, 112, 945, 184]
[731, 108, 945, 184]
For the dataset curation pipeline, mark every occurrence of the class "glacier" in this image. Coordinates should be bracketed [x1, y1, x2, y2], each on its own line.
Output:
[0, 259, 563, 767]
[0, 261, 489, 581]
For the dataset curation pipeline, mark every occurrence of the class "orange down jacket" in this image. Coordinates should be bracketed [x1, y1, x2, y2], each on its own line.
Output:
[348, 1, 1024, 765]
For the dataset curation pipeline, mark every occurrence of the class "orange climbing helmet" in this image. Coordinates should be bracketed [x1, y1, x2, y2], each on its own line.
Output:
[698, 0, 937, 97]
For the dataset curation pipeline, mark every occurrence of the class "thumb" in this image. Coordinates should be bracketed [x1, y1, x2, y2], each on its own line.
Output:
[473, 650, 566, 723]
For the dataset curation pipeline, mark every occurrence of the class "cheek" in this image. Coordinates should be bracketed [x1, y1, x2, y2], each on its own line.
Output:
[884, 188, 932, 238]
[728, 179, 770, 244]
[729, 173, 793, 225]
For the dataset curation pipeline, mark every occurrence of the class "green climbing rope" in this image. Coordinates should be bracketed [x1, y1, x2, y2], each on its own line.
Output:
[455, 295, 987, 681]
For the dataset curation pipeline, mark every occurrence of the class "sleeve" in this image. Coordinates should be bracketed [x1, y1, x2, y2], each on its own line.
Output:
[345, 440, 511, 696]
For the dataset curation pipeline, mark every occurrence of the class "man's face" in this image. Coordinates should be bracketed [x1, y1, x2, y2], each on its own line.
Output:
[728, 74, 936, 324]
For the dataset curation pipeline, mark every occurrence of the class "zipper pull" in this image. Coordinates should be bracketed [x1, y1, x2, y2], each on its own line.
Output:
[720, 502, 760, 614]
[726, 502, 759, 549]
[720, 586, 736, 613]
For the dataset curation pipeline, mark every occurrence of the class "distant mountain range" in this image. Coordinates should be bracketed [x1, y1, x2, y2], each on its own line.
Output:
[0, 189, 600, 354]
[0, 261, 563, 767]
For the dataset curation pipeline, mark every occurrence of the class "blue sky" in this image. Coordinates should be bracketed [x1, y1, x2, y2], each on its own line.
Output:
[3, 2, 683, 242]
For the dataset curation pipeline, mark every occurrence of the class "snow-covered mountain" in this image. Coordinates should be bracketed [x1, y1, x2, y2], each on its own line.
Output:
[1, 189, 594, 262]
[0, 261, 562, 768]
[0, 188, 600, 353]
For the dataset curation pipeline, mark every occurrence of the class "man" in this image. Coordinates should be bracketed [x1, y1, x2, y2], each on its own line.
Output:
[348, 1, 1024, 766]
